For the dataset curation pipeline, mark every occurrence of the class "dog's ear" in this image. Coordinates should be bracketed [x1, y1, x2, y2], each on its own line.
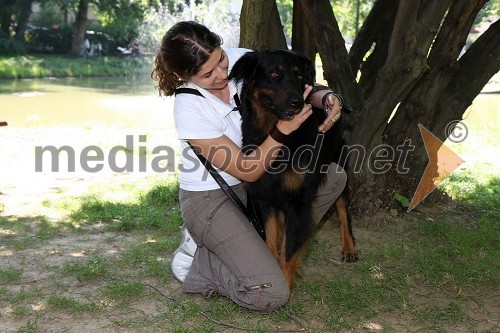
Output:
[288, 50, 316, 85]
[229, 51, 260, 84]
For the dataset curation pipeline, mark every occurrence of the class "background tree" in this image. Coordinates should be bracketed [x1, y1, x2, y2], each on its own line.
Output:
[69, 0, 146, 56]
[69, 0, 88, 55]
[239, 0, 500, 211]
[240, 0, 287, 50]
[0, 0, 34, 53]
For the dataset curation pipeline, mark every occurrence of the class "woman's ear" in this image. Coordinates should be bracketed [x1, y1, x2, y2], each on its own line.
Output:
[229, 51, 260, 83]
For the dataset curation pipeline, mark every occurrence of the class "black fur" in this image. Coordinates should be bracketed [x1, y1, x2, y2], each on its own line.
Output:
[229, 50, 346, 262]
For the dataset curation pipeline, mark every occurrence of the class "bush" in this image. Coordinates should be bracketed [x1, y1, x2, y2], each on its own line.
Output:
[24, 24, 72, 54]
[0, 32, 26, 55]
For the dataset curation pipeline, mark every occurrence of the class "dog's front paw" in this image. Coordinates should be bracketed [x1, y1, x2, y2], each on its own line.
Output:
[340, 251, 358, 263]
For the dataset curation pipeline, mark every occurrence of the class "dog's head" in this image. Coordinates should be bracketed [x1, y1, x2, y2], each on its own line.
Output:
[229, 50, 315, 120]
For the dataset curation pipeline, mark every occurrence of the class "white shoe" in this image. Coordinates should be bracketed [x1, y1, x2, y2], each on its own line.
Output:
[171, 227, 197, 282]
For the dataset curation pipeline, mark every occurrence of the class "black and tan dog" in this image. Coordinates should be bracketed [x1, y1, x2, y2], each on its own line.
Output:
[229, 49, 357, 287]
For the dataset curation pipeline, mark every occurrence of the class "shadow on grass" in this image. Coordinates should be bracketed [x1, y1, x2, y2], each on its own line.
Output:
[443, 173, 499, 220]
[69, 182, 182, 233]
[0, 215, 77, 250]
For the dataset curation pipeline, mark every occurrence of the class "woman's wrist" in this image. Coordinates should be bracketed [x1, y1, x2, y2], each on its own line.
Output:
[322, 91, 345, 113]
[269, 124, 289, 143]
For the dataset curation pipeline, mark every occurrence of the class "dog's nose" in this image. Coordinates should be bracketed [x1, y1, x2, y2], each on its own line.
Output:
[290, 99, 303, 109]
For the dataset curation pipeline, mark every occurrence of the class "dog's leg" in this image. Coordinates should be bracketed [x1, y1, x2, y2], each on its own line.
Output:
[279, 236, 308, 288]
[279, 206, 313, 288]
[265, 210, 281, 260]
[335, 195, 358, 262]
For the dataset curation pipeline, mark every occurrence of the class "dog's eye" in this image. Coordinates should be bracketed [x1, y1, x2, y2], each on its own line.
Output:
[271, 71, 279, 78]
[297, 75, 303, 80]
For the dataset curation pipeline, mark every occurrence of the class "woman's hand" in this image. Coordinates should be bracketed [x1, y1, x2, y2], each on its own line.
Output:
[276, 84, 314, 134]
[318, 93, 342, 133]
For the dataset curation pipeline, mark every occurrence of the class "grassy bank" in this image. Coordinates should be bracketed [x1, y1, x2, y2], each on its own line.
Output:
[0, 54, 153, 79]
[0, 124, 498, 332]
[0, 168, 498, 332]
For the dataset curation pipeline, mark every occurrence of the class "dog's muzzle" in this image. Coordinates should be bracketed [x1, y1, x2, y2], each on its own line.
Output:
[261, 95, 304, 119]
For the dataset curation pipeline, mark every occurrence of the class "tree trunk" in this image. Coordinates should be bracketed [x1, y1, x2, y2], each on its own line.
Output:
[14, 0, 32, 41]
[70, 0, 88, 56]
[291, 0, 316, 62]
[384, 0, 490, 185]
[350, 0, 399, 99]
[434, 18, 500, 134]
[298, 0, 364, 115]
[0, 0, 15, 36]
[239, 0, 286, 50]
[351, 0, 452, 148]
[238, 1, 499, 213]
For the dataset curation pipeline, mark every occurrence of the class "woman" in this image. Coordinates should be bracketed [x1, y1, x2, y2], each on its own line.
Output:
[152, 21, 347, 311]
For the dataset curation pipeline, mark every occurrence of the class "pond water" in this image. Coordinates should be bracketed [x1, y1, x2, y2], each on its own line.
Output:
[0, 75, 174, 129]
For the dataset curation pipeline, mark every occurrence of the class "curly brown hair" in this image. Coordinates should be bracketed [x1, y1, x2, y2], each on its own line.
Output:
[151, 21, 223, 97]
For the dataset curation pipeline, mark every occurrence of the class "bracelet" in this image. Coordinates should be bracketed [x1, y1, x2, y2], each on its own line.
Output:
[305, 85, 331, 103]
[269, 124, 289, 144]
[322, 91, 345, 115]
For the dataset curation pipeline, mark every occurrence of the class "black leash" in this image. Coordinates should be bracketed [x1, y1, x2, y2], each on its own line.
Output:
[176, 88, 265, 238]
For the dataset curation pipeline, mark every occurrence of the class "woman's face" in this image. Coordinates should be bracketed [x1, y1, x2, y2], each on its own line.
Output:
[190, 47, 229, 92]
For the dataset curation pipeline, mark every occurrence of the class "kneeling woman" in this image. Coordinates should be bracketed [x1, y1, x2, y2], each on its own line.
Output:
[151, 21, 346, 311]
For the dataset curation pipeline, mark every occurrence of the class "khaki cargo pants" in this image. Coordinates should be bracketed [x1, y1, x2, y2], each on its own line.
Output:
[179, 163, 347, 311]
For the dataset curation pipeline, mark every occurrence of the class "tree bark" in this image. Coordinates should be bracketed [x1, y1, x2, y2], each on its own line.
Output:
[239, 0, 286, 50]
[291, 0, 316, 62]
[353, 0, 399, 99]
[349, 0, 399, 86]
[14, 0, 33, 41]
[237, 1, 498, 213]
[383, 0, 490, 182]
[0, 0, 15, 36]
[298, 0, 364, 116]
[434, 18, 500, 135]
[350, 0, 452, 148]
[70, 0, 88, 56]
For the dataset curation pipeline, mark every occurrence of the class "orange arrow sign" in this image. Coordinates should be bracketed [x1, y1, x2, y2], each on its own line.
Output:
[408, 124, 464, 211]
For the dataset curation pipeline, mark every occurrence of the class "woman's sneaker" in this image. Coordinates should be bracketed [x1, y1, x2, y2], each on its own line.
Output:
[171, 227, 197, 282]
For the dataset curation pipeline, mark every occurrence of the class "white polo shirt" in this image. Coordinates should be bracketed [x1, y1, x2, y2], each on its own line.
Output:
[173, 48, 251, 191]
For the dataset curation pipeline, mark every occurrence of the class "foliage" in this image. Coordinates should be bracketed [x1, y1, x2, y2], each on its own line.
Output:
[93, 0, 146, 47]
[31, 0, 77, 28]
[190, 0, 240, 47]
[137, 0, 240, 55]
[137, 4, 178, 54]
[276, 0, 375, 43]
[394, 193, 410, 208]
[0, 31, 26, 55]
[475, 0, 500, 24]
[0, 55, 153, 79]
[24, 25, 73, 54]
[276, 0, 293, 42]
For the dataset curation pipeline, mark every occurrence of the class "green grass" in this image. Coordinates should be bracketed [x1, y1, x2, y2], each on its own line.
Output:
[0, 267, 24, 283]
[46, 295, 101, 312]
[61, 255, 108, 281]
[67, 175, 182, 232]
[1, 123, 498, 331]
[0, 215, 76, 250]
[440, 172, 500, 219]
[0, 54, 153, 79]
